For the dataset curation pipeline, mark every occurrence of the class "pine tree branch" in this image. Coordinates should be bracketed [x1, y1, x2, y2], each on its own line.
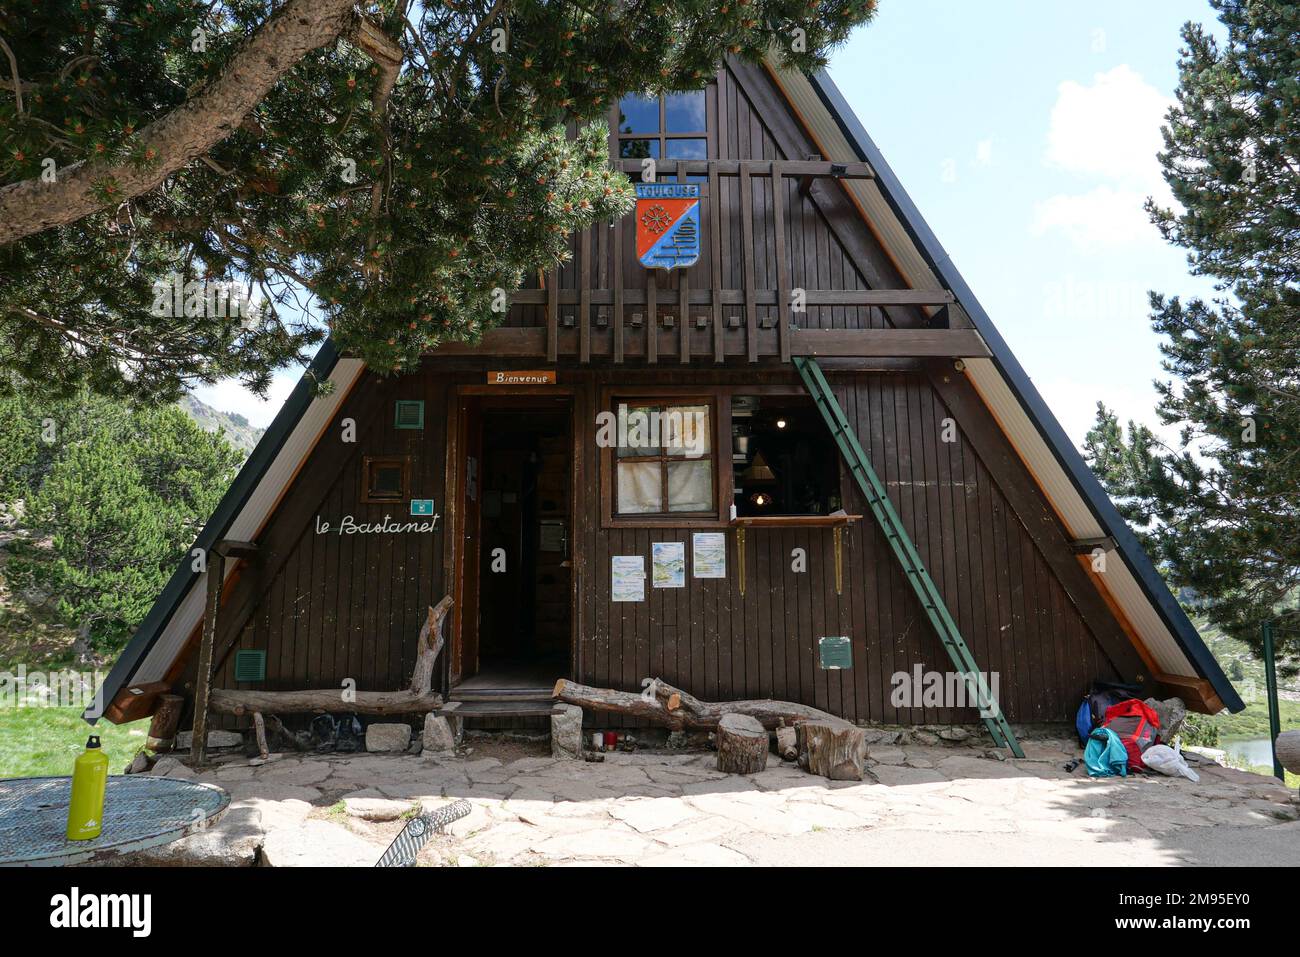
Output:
[0, 0, 358, 246]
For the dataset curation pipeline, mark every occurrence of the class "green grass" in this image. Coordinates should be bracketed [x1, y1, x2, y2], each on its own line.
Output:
[0, 705, 149, 779]
[1213, 699, 1300, 739]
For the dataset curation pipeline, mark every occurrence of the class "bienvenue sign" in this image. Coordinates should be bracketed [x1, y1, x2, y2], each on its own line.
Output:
[315, 514, 441, 535]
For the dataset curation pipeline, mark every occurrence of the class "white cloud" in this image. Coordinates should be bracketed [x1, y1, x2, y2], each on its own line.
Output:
[1033, 65, 1175, 250]
[192, 368, 299, 429]
[1045, 65, 1171, 186]
[1030, 185, 1157, 250]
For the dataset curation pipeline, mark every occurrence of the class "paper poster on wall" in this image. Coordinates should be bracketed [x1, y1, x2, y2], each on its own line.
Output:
[692, 532, 726, 578]
[611, 555, 646, 602]
[651, 542, 686, 588]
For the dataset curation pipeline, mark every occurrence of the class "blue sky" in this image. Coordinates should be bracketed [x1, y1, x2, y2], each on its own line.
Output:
[823, 0, 1224, 444]
[200, 0, 1225, 446]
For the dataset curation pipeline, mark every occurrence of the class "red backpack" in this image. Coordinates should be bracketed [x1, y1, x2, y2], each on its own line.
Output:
[1102, 699, 1160, 771]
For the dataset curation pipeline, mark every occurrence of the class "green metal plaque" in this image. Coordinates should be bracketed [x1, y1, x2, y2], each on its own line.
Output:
[818, 636, 852, 670]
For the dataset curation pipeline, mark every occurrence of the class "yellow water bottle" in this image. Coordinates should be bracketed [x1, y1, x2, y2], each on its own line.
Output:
[66, 734, 109, 840]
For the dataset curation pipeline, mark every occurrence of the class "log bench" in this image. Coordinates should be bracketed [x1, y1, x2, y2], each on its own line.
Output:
[199, 597, 452, 760]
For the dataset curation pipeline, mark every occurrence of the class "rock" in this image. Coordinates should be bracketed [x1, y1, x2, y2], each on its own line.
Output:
[862, 728, 901, 745]
[406, 738, 424, 755]
[343, 796, 413, 822]
[422, 714, 458, 752]
[121, 803, 264, 867]
[125, 751, 151, 775]
[149, 756, 193, 778]
[261, 819, 385, 867]
[610, 797, 700, 833]
[909, 730, 941, 746]
[175, 729, 244, 750]
[365, 723, 411, 753]
[938, 727, 971, 742]
[1144, 697, 1187, 739]
[867, 746, 906, 765]
[550, 703, 584, 759]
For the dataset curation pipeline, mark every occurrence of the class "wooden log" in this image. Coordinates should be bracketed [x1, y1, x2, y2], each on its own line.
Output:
[774, 725, 798, 762]
[252, 711, 269, 760]
[717, 713, 768, 774]
[1276, 730, 1300, 775]
[408, 596, 452, 696]
[554, 679, 684, 728]
[651, 680, 840, 731]
[211, 687, 442, 717]
[553, 678, 841, 732]
[146, 693, 185, 752]
[797, 719, 865, 781]
[207, 597, 450, 719]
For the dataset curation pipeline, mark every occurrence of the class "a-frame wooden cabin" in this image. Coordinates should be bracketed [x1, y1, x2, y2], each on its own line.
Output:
[95, 57, 1242, 748]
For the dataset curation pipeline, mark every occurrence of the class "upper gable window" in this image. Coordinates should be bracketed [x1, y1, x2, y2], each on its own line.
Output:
[615, 90, 708, 162]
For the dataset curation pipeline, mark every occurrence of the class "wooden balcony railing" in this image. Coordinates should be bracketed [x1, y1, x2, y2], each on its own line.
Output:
[432, 160, 986, 364]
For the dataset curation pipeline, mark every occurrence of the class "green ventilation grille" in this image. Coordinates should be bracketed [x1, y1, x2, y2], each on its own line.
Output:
[233, 650, 266, 683]
[394, 400, 425, 430]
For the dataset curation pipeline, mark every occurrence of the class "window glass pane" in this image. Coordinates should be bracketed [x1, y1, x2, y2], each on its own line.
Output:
[664, 91, 705, 132]
[617, 462, 663, 513]
[616, 404, 663, 457]
[665, 137, 707, 159]
[667, 460, 713, 512]
[618, 94, 659, 133]
[619, 138, 659, 159]
[663, 405, 710, 458]
[375, 467, 402, 494]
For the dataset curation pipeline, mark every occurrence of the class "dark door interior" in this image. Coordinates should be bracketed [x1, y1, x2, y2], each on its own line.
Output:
[461, 401, 572, 690]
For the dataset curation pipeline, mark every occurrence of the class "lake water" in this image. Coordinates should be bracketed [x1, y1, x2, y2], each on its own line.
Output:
[1220, 737, 1276, 769]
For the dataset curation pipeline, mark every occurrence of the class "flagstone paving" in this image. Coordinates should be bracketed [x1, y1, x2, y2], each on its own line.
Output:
[129, 737, 1300, 867]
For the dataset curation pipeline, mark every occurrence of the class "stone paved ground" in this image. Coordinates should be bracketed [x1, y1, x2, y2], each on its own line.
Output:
[132, 737, 1300, 867]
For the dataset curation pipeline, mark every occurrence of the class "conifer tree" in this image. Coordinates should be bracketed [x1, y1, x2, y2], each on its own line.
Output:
[1084, 0, 1300, 664]
[0, 1, 877, 400]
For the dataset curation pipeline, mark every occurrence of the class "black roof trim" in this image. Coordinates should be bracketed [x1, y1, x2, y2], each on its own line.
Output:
[88, 340, 342, 721]
[806, 69, 1241, 712]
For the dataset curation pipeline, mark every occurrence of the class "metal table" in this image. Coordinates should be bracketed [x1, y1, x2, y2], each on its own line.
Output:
[0, 775, 230, 866]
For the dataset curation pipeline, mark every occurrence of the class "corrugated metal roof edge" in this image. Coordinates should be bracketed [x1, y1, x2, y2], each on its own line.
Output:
[86, 340, 343, 723]
[806, 69, 1242, 713]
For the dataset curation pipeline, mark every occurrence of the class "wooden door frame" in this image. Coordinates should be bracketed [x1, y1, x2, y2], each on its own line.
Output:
[448, 386, 578, 688]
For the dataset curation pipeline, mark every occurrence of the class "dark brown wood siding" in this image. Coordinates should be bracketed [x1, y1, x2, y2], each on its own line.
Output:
[213, 363, 1131, 725]
[503, 60, 894, 341]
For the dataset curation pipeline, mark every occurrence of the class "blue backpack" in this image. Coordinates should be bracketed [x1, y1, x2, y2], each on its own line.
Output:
[1074, 699, 1093, 745]
[1084, 726, 1129, 777]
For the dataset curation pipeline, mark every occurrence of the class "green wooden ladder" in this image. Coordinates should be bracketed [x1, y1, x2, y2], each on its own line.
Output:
[792, 356, 1024, 757]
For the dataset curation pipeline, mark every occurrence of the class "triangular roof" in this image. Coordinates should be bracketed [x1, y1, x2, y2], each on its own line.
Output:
[93, 61, 1242, 722]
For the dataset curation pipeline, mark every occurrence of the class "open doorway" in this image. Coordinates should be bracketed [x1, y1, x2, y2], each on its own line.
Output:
[454, 397, 572, 697]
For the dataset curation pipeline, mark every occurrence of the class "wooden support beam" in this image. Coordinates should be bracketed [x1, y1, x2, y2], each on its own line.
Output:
[646, 270, 657, 364]
[508, 288, 954, 307]
[212, 539, 258, 560]
[545, 268, 558, 364]
[614, 158, 873, 179]
[771, 161, 791, 363]
[579, 229, 591, 364]
[709, 162, 724, 363]
[190, 550, 226, 766]
[613, 216, 624, 364]
[792, 328, 989, 358]
[1069, 536, 1117, 555]
[740, 162, 758, 362]
[428, 327, 987, 360]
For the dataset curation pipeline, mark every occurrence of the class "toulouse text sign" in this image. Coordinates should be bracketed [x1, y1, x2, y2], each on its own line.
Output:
[635, 183, 700, 270]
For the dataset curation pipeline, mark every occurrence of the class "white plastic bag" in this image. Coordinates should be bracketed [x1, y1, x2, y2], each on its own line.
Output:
[1142, 743, 1200, 782]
